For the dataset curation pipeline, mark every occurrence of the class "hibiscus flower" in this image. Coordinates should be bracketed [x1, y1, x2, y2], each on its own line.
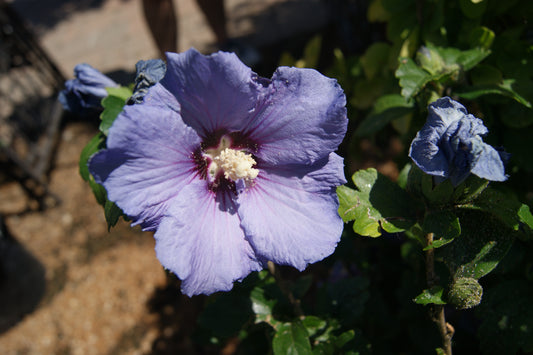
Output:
[89, 48, 348, 296]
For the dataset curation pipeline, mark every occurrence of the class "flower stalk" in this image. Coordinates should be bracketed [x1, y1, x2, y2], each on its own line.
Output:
[425, 232, 454, 355]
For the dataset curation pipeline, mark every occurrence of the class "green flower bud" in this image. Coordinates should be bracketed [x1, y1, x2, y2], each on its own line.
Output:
[416, 46, 445, 76]
[448, 277, 483, 309]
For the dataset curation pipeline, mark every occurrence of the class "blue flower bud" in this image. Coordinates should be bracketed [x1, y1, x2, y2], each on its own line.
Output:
[59, 63, 118, 113]
[128, 59, 166, 104]
[409, 97, 508, 186]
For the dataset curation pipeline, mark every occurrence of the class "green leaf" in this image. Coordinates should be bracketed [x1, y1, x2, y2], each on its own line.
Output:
[422, 176, 454, 206]
[79, 131, 125, 228]
[518, 204, 533, 235]
[272, 322, 313, 355]
[350, 75, 394, 110]
[106, 86, 133, 101]
[422, 210, 461, 249]
[367, 0, 390, 22]
[469, 26, 495, 49]
[88, 178, 107, 206]
[311, 328, 359, 355]
[313, 319, 341, 344]
[416, 46, 446, 76]
[360, 42, 391, 80]
[104, 200, 124, 230]
[355, 94, 414, 136]
[79, 133, 106, 182]
[477, 280, 533, 354]
[438, 209, 514, 280]
[396, 57, 432, 99]
[469, 64, 502, 86]
[383, 0, 417, 44]
[439, 46, 490, 72]
[455, 79, 532, 108]
[250, 286, 278, 325]
[414, 286, 447, 305]
[500, 101, 533, 128]
[333, 330, 356, 348]
[100, 86, 132, 135]
[301, 316, 327, 338]
[397, 163, 411, 190]
[406, 163, 424, 198]
[336, 186, 360, 224]
[452, 174, 490, 203]
[79, 132, 110, 208]
[458, 188, 533, 234]
[301, 35, 322, 69]
[337, 169, 417, 237]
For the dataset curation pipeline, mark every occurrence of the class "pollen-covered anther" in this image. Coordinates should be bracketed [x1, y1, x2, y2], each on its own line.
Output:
[214, 148, 259, 181]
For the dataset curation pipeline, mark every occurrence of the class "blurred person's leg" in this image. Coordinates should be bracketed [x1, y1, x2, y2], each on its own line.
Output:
[195, 0, 228, 46]
[196, 0, 260, 65]
[142, 0, 178, 56]
[143, 0, 259, 66]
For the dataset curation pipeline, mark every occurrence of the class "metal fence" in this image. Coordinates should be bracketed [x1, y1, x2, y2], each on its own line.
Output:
[0, 1, 65, 209]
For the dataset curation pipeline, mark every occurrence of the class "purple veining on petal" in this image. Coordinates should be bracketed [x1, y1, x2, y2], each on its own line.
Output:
[155, 182, 262, 296]
[89, 103, 201, 230]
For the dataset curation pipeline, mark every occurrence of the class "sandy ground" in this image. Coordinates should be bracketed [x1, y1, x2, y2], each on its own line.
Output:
[1, 122, 169, 354]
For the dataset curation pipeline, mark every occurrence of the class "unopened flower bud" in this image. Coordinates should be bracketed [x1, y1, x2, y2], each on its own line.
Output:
[448, 277, 483, 309]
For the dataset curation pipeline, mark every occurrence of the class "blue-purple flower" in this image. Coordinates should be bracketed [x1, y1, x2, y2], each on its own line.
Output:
[88, 49, 348, 296]
[409, 97, 508, 186]
[59, 63, 118, 113]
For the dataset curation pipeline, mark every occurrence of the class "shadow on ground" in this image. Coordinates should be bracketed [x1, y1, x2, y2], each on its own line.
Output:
[0, 220, 46, 334]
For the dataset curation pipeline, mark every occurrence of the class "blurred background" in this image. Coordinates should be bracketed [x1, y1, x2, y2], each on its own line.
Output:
[0, 0, 370, 353]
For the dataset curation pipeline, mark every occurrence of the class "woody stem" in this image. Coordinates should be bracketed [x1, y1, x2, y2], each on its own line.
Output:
[425, 233, 454, 355]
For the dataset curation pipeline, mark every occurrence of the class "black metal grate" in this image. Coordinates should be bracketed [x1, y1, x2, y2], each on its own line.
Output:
[0, 1, 65, 209]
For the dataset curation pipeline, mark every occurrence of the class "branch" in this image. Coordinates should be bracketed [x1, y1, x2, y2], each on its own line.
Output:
[425, 233, 454, 355]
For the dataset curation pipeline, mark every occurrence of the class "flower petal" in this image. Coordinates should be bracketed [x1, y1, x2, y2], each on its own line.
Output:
[89, 103, 201, 230]
[161, 48, 262, 138]
[238, 153, 345, 270]
[154, 183, 262, 296]
[408, 127, 449, 177]
[244, 67, 347, 165]
[427, 97, 469, 132]
[74, 63, 118, 88]
[471, 143, 508, 181]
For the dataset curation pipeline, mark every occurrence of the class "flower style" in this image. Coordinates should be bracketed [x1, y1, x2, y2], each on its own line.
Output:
[409, 97, 508, 186]
[89, 49, 348, 296]
[59, 63, 118, 113]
